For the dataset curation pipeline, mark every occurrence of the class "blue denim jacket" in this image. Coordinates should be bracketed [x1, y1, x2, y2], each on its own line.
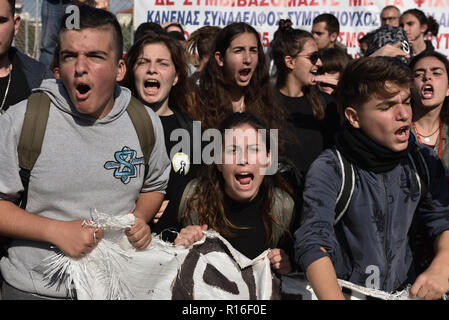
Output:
[294, 142, 449, 293]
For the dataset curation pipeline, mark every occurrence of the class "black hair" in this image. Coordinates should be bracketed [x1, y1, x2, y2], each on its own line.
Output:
[134, 22, 166, 43]
[358, 31, 374, 46]
[319, 47, 351, 74]
[7, 0, 15, 16]
[218, 112, 271, 152]
[167, 31, 186, 42]
[313, 13, 340, 35]
[410, 51, 449, 124]
[164, 22, 186, 40]
[270, 19, 325, 120]
[270, 19, 313, 89]
[401, 8, 439, 37]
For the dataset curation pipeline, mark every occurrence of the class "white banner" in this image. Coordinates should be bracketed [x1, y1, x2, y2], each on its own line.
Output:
[41, 212, 278, 300]
[134, 0, 449, 57]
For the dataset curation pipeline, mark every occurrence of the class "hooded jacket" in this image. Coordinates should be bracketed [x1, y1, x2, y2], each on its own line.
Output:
[294, 142, 449, 293]
[0, 79, 170, 298]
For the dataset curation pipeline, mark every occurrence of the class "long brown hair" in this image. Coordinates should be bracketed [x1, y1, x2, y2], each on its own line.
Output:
[182, 112, 292, 245]
[410, 51, 449, 125]
[192, 23, 282, 133]
[121, 32, 191, 112]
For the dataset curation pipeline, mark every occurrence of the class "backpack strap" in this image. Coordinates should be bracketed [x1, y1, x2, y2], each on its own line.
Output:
[18, 93, 51, 171]
[178, 179, 199, 227]
[331, 144, 429, 227]
[17, 92, 51, 209]
[332, 148, 355, 225]
[407, 143, 430, 200]
[125, 96, 155, 178]
[271, 188, 295, 248]
[16, 94, 156, 208]
[407, 143, 433, 274]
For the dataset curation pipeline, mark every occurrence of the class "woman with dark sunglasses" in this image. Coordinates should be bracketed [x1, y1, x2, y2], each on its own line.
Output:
[269, 19, 340, 177]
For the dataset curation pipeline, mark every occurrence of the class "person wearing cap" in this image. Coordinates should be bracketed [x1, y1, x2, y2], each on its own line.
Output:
[365, 25, 411, 64]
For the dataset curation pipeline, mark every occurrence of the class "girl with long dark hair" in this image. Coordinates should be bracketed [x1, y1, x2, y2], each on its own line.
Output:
[270, 19, 340, 176]
[192, 22, 282, 133]
[410, 51, 449, 170]
[401, 8, 439, 56]
[122, 32, 198, 233]
[174, 112, 298, 274]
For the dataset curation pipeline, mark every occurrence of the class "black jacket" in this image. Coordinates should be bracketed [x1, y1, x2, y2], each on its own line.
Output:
[151, 107, 201, 234]
[11, 47, 53, 91]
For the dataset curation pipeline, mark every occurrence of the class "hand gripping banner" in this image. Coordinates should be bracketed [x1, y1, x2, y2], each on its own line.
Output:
[41, 212, 280, 300]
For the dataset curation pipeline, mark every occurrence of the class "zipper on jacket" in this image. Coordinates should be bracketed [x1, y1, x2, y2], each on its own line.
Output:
[381, 174, 389, 290]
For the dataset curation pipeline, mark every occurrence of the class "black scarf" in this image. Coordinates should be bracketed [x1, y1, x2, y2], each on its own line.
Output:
[335, 121, 414, 173]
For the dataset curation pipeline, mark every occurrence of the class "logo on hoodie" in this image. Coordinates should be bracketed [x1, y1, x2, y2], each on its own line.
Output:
[104, 146, 145, 184]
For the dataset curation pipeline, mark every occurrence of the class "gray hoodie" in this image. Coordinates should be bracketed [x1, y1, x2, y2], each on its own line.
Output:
[0, 79, 170, 298]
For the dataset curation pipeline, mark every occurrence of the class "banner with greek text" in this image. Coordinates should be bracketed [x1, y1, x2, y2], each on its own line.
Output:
[134, 0, 449, 57]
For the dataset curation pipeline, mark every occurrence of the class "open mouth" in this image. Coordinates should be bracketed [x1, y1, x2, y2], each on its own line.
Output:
[144, 79, 160, 89]
[76, 83, 91, 99]
[422, 84, 434, 99]
[310, 70, 319, 84]
[143, 79, 160, 96]
[235, 172, 254, 185]
[395, 125, 409, 137]
[238, 68, 252, 82]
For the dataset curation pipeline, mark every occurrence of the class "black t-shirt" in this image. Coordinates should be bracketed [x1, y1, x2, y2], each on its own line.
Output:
[279, 92, 340, 175]
[222, 191, 299, 261]
[0, 75, 10, 112]
[222, 192, 268, 260]
[0, 61, 30, 112]
[159, 114, 194, 200]
[0, 50, 33, 112]
[151, 113, 198, 234]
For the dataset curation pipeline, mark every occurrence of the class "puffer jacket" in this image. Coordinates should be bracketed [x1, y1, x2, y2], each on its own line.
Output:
[294, 142, 449, 293]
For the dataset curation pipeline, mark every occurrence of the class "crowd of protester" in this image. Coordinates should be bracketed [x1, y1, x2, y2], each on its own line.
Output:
[0, 0, 449, 300]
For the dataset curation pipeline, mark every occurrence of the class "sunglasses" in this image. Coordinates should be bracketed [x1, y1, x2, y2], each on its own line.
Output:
[297, 51, 321, 65]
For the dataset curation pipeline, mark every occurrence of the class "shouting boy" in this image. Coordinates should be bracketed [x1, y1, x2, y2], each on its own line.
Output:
[295, 57, 449, 300]
[0, 5, 170, 299]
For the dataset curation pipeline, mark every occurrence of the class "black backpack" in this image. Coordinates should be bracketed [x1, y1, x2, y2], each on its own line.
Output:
[332, 145, 429, 225]
[332, 145, 433, 273]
